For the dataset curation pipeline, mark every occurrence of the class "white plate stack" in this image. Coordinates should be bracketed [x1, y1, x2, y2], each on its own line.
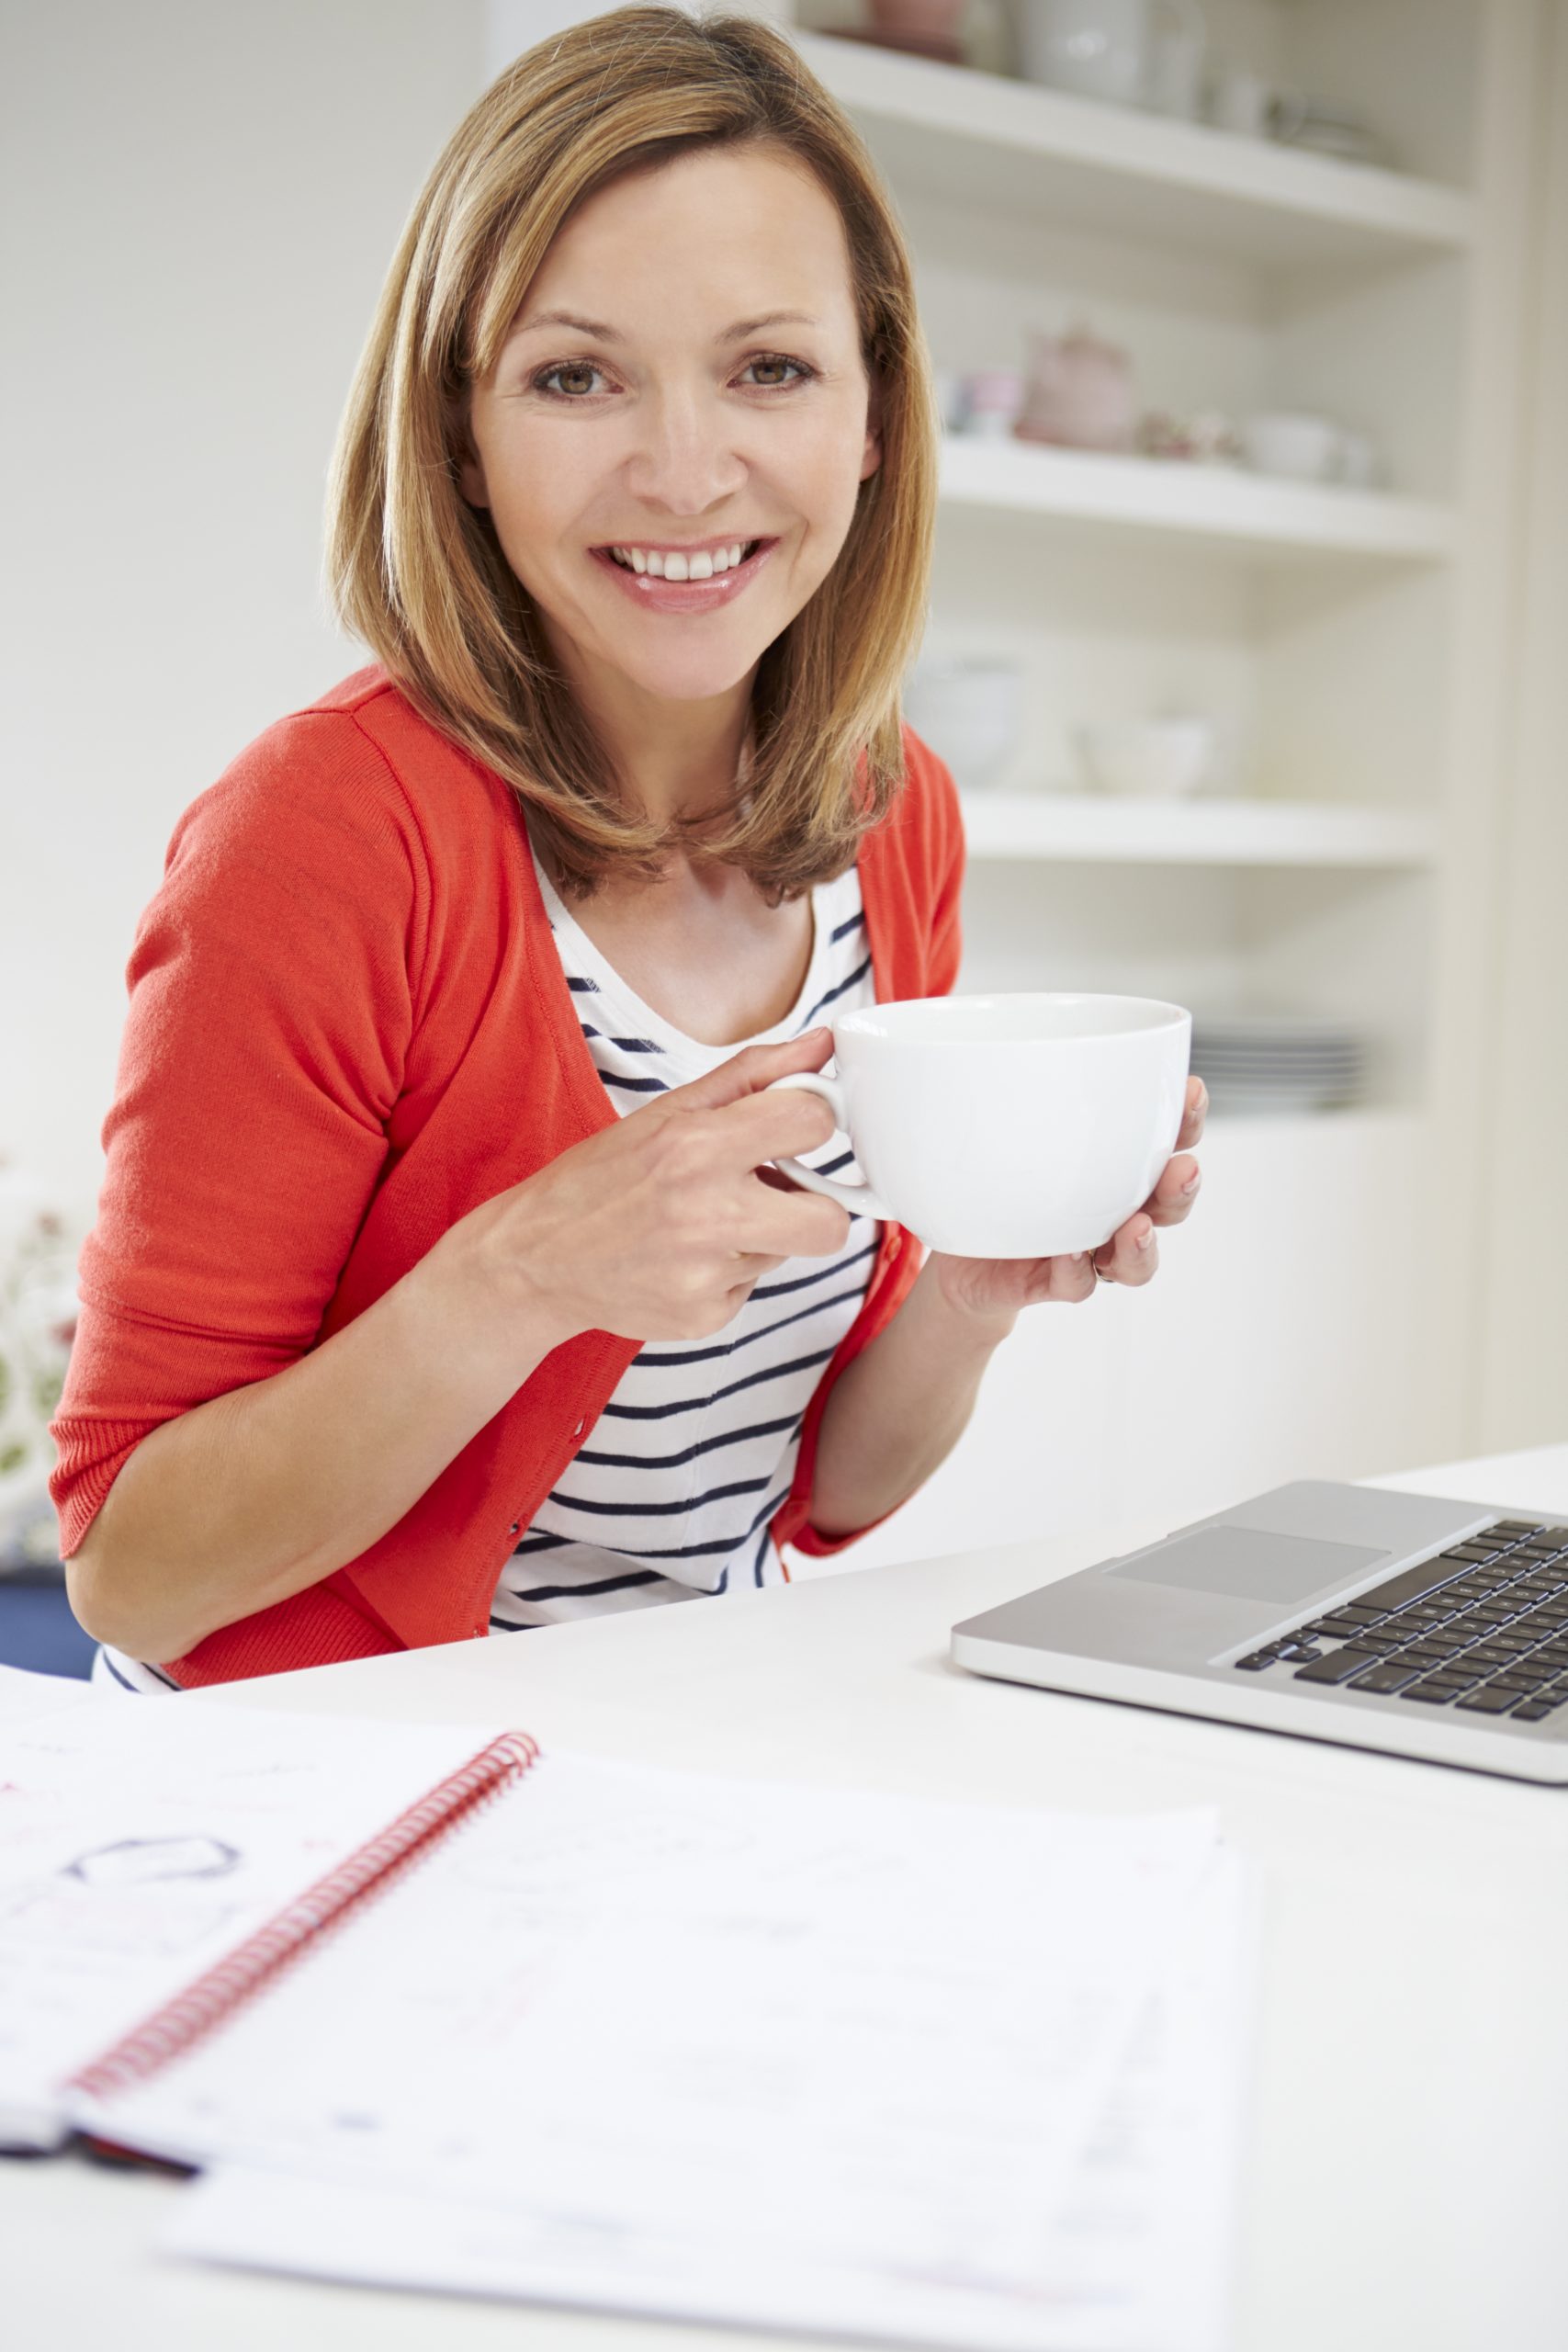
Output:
[1190, 1015, 1366, 1114]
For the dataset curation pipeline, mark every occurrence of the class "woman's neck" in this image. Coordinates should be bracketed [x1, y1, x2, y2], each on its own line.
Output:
[547, 629, 758, 829]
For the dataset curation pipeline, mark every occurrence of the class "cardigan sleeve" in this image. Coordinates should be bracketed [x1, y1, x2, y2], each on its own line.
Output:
[48, 710, 430, 1556]
[780, 730, 967, 1561]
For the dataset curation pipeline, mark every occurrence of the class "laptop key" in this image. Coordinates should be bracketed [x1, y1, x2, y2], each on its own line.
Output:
[1234, 1651, 1279, 1670]
[1454, 1685, 1526, 1713]
[1510, 1702, 1553, 1722]
[1400, 1679, 1463, 1702]
[1351, 1560, 1471, 1613]
[1349, 1660, 1424, 1693]
[1293, 1648, 1383, 1685]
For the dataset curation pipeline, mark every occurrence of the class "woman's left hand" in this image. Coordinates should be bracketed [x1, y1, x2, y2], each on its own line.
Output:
[930, 1077, 1209, 1323]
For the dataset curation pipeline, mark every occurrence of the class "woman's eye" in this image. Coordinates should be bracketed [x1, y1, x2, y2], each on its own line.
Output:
[743, 354, 815, 390]
[529, 353, 816, 401]
[532, 360, 605, 400]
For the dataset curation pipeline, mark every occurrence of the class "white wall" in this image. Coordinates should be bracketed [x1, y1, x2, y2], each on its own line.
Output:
[3, 0, 487, 1218]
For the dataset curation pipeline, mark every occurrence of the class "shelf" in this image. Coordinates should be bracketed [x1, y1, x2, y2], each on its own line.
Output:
[938, 435, 1455, 565]
[793, 30, 1475, 273]
[956, 794, 1439, 868]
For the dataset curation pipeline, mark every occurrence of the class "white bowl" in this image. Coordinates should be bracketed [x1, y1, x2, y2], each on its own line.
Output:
[1241, 412, 1342, 482]
[903, 661, 1024, 792]
[1074, 718, 1216, 797]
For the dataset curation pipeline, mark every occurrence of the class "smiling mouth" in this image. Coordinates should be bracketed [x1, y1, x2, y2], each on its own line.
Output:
[594, 537, 773, 579]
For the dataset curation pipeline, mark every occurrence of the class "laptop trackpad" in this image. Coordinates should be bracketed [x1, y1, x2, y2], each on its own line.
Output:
[1104, 1526, 1389, 1606]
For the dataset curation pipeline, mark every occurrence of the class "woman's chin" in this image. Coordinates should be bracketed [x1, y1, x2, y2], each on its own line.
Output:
[597, 647, 773, 705]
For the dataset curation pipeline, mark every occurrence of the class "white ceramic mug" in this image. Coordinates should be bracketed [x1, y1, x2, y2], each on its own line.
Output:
[764, 992, 1192, 1259]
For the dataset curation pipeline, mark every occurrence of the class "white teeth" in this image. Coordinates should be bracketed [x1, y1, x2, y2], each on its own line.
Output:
[606, 540, 759, 579]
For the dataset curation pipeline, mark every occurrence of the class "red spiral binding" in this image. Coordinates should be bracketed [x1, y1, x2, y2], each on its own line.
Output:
[67, 1728, 539, 2104]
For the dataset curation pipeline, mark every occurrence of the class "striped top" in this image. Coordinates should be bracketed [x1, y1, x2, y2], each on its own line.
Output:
[96, 820, 881, 1690]
[490, 820, 880, 1632]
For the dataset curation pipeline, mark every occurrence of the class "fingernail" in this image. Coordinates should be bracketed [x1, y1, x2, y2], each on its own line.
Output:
[1136, 1224, 1156, 1250]
[1180, 1170, 1201, 1194]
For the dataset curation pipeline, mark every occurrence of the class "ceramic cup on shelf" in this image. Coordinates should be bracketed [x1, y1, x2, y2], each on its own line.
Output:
[762, 992, 1193, 1258]
[1074, 715, 1217, 797]
[1207, 62, 1273, 137]
[1015, 0, 1207, 113]
[959, 368, 1026, 438]
[1240, 411, 1343, 483]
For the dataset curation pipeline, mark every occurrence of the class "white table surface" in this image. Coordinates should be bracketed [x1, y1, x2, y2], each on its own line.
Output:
[9, 1445, 1568, 2352]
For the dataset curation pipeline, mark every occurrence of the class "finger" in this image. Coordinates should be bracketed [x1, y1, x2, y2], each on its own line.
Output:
[1092, 1216, 1159, 1285]
[721, 1083, 843, 1168]
[1043, 1250, 1099, 1305]
[654, 1026, 835, 1116]
[1144, 1154, 1201, 1227]
[1175, 1077, 1208, 1151]
[739, 1177, 856, 1262]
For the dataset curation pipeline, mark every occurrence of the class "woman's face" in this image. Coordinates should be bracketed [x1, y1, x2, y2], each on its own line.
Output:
[460, 144, 883, 715]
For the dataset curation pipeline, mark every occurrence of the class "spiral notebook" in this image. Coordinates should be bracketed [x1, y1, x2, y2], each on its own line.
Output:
[0, 1691, 535, 2152]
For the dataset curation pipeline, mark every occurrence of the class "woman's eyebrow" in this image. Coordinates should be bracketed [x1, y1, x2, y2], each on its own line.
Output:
[511, 308, 821, 344]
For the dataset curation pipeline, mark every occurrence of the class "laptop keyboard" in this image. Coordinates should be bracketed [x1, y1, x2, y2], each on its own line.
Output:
[1232, 1519, 1568, 1724]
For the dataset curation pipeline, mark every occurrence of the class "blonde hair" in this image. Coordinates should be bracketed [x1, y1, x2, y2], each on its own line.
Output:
[324, 4, 938, 903]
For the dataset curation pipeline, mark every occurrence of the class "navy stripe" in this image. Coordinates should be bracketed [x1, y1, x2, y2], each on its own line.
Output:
[753, 1524, 773, 1587]
[98, 1649, 140, 1691]
[750, 1238, 877, 1301]
[635, 1283, 865, 1369]
[829, 910, 865, 944]
[602, 1345, 838, 1419]
[547, 1473, 770, 1520]
[564, 1483, 792, 1563]
[600, 1071, 670, 1094]
[800, 953, 873, 1029]
[580, 1025, 664, 1054]
[513, 1532, 570, 1554]
[141, 1660, 183, 1690]
[567, 975, 599, 993]
[576, 1412, 800, 1473]
[498, 1569, 666, 1605]
[816, 1148, 855, 1177]
[715, 1564, 729, 1595]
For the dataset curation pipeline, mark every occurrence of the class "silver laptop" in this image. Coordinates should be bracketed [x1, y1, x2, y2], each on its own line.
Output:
[951, 1480, 1568, 1785]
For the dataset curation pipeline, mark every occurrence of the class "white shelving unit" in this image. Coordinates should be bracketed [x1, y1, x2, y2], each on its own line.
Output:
[787, 27, 1477, 266]
[772, 0, 1554, 1567]
[938, 434, 1455, 564]
[956, 792, 1438, 867]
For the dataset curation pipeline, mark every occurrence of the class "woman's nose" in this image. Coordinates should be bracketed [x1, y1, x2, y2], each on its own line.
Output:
[625, 388, 748, 510]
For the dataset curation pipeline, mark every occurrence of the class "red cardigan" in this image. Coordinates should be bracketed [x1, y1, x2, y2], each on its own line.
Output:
[49, 667, 964, 1685]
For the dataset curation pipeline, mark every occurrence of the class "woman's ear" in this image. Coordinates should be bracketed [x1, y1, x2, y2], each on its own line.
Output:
[455, 392, 491, 509]
[860, 369, 884, 483]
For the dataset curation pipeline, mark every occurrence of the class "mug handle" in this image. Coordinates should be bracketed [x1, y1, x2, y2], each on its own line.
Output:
[763, 1071, 897, 1223]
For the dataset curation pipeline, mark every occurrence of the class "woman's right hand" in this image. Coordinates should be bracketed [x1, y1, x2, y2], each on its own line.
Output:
[445, 1026, 857, 1351]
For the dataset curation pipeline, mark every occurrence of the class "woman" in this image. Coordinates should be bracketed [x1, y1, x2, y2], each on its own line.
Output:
[51, 6, 1204, 1692]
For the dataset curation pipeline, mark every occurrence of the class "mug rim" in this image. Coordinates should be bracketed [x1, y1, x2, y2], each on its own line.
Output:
[833, 991, 1192, 1045]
